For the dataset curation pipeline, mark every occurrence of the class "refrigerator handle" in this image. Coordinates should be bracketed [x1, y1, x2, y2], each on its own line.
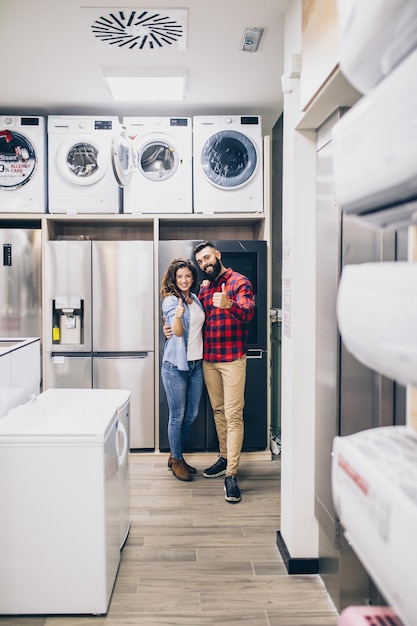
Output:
[116, 421, 128, 467]
[247, 349, 264, 359]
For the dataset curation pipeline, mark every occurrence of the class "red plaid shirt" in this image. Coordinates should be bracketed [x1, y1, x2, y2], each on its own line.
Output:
[198, 267, 255, 362]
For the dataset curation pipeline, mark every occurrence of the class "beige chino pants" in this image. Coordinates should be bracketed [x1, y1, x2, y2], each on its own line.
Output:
[203, 355, 247, 476]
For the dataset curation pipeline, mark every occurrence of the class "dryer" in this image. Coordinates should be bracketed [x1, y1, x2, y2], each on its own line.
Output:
[47, 115, 121, 214]
[122, 116, 192, 214]
[0, 115, 46, 213]
[192, 115, 263, 213]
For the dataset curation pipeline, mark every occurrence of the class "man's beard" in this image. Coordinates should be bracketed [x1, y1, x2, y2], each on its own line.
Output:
[201, 258, 222, 281]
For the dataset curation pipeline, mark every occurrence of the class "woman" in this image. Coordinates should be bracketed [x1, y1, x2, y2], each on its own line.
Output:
[160, 258, 205, 482]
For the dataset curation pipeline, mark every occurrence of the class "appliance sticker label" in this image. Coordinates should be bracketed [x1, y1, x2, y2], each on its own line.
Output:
[3, 243, 12, 266]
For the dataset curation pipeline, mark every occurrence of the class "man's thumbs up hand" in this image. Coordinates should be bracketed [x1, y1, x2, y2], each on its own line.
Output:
[212, 283, 232, 309]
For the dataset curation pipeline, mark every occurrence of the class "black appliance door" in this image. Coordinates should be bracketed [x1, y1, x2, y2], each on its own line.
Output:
[204, 349, 268, 451]
[158, 240, 268, 452]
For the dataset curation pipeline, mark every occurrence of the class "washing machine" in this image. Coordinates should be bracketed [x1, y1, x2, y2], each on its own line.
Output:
[122, 116, 192, 214]
[0, 115, 46, 213]
[47, 115, 121, 214]
[192, 115, 264, 213]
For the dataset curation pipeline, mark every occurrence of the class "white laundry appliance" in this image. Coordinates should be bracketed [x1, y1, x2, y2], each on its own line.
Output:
[192, 115, 264, 213]
[0, 115, 46, 213]
[0, 388, 130, 615]
[122, 116, 192, 214]
[47, 115, 121, 214]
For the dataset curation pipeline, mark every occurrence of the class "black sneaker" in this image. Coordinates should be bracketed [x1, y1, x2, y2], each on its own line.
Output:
[202, 456, 227, 478]
[224, 475, 242, 503]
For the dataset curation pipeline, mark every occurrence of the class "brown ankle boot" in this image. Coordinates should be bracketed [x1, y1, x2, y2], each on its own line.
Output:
[168, 452, 197, 474]
[171, 458, 191, 482]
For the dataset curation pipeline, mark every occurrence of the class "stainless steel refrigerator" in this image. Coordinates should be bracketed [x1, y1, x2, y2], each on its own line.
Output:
[44, 239, 154, 449]
[0, 224, 42, 339]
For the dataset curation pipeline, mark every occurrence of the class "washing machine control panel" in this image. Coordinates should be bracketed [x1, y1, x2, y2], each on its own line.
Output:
[170, 118, 189, 127]
[241, 116, 260, 125]
[94, 120, 113, 130]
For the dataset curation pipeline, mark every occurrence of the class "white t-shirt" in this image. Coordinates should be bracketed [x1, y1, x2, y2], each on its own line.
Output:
[186, 300, 205, 361]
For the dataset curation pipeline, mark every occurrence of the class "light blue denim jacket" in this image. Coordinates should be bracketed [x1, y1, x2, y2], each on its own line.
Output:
[162, 293, 205, 371]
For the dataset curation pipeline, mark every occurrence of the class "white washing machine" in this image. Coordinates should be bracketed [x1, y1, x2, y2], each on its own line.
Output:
[192, 115, 264, 213]
[47, 115, 121, 214]
[122, 116, 192, 214]
[0, 115, 46, 213]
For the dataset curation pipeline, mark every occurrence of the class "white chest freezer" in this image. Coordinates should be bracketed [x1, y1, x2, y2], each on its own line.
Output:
[0, 388, 129, 615]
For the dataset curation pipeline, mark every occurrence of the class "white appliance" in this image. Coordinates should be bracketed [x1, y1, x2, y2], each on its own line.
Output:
[36, 387, 131, 549]
[332, 47, 417, 229]
[337, 0, 417, 94]
[47, 115, 121, 214]
[193, 115, 263, 213]
[122, 116, 192, 214]
[0, 388, 129, 615]
[0, 337, 41, 417]
[332, 426, 417, 626]
[336, 262, 417, 387]
[0, 115, 46, 213]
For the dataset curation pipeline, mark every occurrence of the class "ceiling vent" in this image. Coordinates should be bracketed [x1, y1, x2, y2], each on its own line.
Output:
[87, 8, 188, 51]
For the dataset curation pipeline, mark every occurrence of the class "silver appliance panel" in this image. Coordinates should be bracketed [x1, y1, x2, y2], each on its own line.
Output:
[92, 241, 154, 352]
[45, 240, 92, 353]
[93, 353, 154, 449]
[0, 227, 42, 339]
[45, 355, 92, 389]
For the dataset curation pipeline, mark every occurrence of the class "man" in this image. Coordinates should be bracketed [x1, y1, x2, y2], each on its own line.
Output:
[193, 241, 255, 503]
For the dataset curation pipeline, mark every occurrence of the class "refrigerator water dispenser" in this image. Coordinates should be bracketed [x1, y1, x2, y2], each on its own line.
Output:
[52, 297, 83, 345]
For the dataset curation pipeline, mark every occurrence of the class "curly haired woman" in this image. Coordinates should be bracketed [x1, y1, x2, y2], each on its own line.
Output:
[160, 257, 205, 481]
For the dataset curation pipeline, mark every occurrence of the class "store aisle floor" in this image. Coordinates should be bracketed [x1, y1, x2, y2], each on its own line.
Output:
[0, 453, 338, 626]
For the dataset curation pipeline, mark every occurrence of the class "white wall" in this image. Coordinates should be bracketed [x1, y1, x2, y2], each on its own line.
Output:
[280, 0, 319, 558]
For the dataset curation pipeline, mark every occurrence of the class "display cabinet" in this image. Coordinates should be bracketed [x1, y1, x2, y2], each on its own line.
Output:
[0, 209, 270, 452]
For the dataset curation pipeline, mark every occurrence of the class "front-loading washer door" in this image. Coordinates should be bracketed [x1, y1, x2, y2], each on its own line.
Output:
[0, 130, 37, 189]
[138, 139, 179, 181]
[111, 127, 136, 187]
[56, 135, 108, 186]
[201, 130, 258, 189]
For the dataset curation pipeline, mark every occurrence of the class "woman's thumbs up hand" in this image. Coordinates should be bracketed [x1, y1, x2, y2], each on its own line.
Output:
[175, 296, 185, 318]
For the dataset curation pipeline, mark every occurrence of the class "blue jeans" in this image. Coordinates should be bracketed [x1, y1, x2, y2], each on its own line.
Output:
[161, 360, 203, 459]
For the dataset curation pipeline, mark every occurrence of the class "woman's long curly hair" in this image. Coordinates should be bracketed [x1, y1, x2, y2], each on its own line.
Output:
[160, 257, 198, 302]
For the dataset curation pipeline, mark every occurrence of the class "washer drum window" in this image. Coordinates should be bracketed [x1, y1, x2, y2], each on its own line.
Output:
[201, 130, 258, 189]
[139, 140, 179, 181]
[0, 130, 37, 190]
[56, 136, 108, 186]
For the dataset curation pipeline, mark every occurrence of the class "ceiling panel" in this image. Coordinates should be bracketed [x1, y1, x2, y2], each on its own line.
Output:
[0, 0, 286, 132]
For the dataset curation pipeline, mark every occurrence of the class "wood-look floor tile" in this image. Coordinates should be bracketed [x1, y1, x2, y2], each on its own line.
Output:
[267, 615, 338, 626]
